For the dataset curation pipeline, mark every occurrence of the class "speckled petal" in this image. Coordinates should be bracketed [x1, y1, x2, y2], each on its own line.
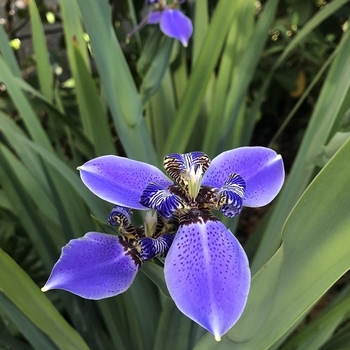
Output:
[79, 155, 172, 209]
[41, 232, 141, 300]
[202, 147, 284, 207]
[164, 217, 250, 340]
[160, 9, 193, 47]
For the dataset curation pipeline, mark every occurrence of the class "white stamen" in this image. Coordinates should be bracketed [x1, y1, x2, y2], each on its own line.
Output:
[186, 164, 203, 200]
[144, 210, 157, 237]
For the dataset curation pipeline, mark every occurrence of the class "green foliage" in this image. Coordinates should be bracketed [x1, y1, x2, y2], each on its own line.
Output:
[0, 0, 350, 349]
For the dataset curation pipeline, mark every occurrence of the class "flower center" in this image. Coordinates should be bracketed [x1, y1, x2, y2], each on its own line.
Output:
[163, 151, 211, 202]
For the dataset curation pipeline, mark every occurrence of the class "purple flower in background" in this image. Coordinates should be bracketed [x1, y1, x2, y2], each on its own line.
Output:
[127, 0, 193, 47]
[42, 147, 284, 341]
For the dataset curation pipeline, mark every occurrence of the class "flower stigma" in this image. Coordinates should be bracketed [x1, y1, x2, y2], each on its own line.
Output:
[144, 210, 158, 237]
[184, 164, 203, 202]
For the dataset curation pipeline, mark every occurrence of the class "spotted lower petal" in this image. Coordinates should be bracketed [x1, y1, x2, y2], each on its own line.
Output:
[202, 147, 284, 207]
[140, 182, 186, 219]
[217, 173, 246, 218]
[159, 9, 193, 47]
[164, 215, 250, 340]
[41, 232, 141, 300]
[140, 234, 175, 260]
[79, 155, 172, 209]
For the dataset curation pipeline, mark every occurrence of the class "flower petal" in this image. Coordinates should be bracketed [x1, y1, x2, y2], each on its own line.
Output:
[79, 155, 172, 209]
[163, 151, 210, 186]
[140, 234, 175, 260]
[42, 232, 141, 300]
[108, 205, 133, 227]
[217, 173, 246, 218]
[159, 9, 193, 47]
[140, 182, 187, 219]
[164, 215, 250, 340]
[202, 147, 284, 207]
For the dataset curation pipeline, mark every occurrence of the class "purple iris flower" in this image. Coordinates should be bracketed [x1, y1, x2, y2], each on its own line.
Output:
[128, 0, 193, 47]
[42, 147, 284, 340]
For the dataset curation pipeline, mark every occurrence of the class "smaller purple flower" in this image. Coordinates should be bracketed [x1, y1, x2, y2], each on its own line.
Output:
[128, 1, 193, 47]
[148, 7, 193, 47]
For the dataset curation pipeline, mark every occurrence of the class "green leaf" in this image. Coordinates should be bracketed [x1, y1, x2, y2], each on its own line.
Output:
[203, 0, 256, 153]
[252, 27, 350, 271]
[29, 0, 53, 101]
[140, 261, 170, 298]
[0, 249, 90, 350]
[0, 56, 53, 151]
[140, 36, 174, 107]
[273, 0, 350, 70]
[0, 24, 21, 77]
[76, 0, 158, 163]
[0, 293, 58, 350]
[147, 70, 176, 155]
[217, 0, 278, 153]
[153, 299, 195, 350]
[164, 0, 238, 154]
[71, 41, 115, 155]
[197, 137, 350, 349]
[281, 286, 350, 350]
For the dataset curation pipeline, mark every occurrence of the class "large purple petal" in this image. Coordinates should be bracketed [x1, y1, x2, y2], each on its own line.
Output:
[160, 9, 193, 47]
[202, 147, 284, 207]
[164, 217, 250, 340]
[41, 232, 140, 300]
[79, 155, 172, 209]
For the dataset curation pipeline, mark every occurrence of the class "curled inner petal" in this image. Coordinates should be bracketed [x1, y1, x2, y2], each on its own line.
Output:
[164, 152, 210, 200]
[108, 205, 138, 236]
[42, 232, 141, 300]
[217, 173, 246, 218]
[202, 147, 284, 207]
[164, 152, 211, 185]
[164, 213, 250, 339]
[140, 233, 175, 260]
[108, 205, 132, 227]
[140, 182, 187, 219]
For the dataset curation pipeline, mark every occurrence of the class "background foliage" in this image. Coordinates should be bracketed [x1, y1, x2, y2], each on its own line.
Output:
[1, 0, 350, 349]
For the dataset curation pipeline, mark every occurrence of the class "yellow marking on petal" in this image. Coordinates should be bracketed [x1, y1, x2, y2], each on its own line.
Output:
[214, 335, 222, 342]
[41, 286, 49, 292]
[76, 166, 81, 171]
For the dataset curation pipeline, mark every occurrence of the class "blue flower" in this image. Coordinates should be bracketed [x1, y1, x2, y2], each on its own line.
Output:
[128, 0, 193, 47]
[42, 147, 284, 340]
